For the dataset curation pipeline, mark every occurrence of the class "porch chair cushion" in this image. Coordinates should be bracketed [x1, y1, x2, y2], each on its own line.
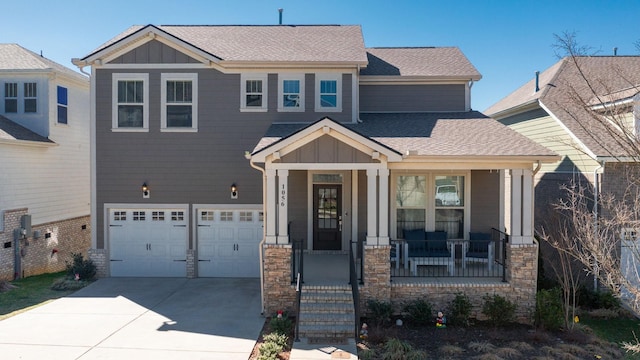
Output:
[467, 232, 491, 259]
[425, 231, 450, 257]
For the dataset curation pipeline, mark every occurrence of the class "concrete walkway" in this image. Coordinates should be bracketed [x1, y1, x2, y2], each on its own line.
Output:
[290, 338, 359, 360]
[0, 278, 264, 360]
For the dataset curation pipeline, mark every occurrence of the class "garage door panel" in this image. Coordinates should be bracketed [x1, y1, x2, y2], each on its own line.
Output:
[197, 209, 262, 278]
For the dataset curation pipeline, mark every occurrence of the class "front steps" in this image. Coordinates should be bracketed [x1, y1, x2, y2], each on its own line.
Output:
[297, 285, 356, 340]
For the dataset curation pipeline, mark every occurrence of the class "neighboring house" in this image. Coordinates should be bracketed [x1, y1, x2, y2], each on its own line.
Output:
[0, 44, 91, 281]
[74, 25, 558, 321]
[486, 56, 640, 285]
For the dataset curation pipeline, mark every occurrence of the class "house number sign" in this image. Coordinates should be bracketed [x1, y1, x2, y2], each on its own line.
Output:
[280, 184, 286, 207]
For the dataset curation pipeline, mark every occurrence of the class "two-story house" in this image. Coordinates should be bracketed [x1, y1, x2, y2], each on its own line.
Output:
[0, 44, 90, 281]
[75, 25, 558, 321]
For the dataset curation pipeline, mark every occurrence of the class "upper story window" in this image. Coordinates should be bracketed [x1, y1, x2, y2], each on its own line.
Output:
[23, 82, 37, 113]
[4, 82, 17, 113]
[161, 73, 197, 132]
[315, 74, 342, 112]
[241, 74, 267, 112]
[57, 86, 68, 124]
[278, 74, 305, 112]
[112, 73, 149, 131]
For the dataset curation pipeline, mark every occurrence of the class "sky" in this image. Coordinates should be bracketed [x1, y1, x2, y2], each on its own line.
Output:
[1, 0, 638, 111]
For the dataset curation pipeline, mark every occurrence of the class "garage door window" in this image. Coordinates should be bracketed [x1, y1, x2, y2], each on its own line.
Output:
[114, 211, 126, 221]
[152, 211, 165, 221]
[172, 211, 184, 221]
[201, 211, 214, 221]
[240, 211, 253, 222]
[221, 211, 233, 221]
[133, 211, 146, 221]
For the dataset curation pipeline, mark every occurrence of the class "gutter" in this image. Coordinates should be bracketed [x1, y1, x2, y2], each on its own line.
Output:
[71, 58, 91, 77]
[247, 152, 267, 315]
[592, 161, 604, 291]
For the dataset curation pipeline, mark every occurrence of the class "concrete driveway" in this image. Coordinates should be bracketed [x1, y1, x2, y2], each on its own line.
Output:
[0, 278, 264, 360]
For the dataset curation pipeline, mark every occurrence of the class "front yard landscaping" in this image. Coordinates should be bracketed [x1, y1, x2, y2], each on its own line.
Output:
[0, 271, 76, 320]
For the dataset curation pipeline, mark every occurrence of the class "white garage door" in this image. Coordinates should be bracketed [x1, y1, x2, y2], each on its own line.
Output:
[109, 208, 187, 277]
[197, 208, 263, 277]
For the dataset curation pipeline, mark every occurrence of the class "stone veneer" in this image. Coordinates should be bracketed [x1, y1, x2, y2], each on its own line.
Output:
[263, 244, 297, 315]
[360, 243, 538, 324]
[0, 208, 91, 281]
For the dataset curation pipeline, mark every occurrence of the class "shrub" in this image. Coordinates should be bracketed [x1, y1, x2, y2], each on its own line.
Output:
[269, 313, 292, 335]
[403, 298, 433, 325]
[482, 294, 516, 326]
[51, 278, 91, 291]
[66, 253, 96, 281]
[382, 338, 422, 360]
[258, 340, 283, 360]
[447, 293, 473, 327]
[535, 288, 564, 330]
[262, 332, 289, 350]
[577, 287, 620, 310]
[367, 299, 393, 326]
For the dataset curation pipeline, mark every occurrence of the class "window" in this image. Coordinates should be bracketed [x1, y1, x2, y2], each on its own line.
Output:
[278, 74, 305, 111]
[112, 73, 149, 131]
[24, 82, 37, 113]
[220, 211, 233, 222]
[57, 86, 68, 124]
[315, 74, 342, 112]
[4, 82, 17, 113]
[171, 211, 184, 221]
[394, 173, 467, 239]
[113, 211, 126, 221]
[201, 211, 214, 221]
[161, 73, 197, 131]
[133, 211, 146, 221]
[241, 74, 267, 111]
[152, 211, 165, 221]
[240, 211, 253, 222]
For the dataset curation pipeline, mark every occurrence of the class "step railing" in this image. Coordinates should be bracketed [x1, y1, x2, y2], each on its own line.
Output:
[293, 239, 304, 342]
[349, 240, 361, 340]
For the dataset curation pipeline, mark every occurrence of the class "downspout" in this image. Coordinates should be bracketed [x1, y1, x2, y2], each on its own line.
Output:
[247, 152, 267, 314]
[593, 161, 604, 291]
[532, 160, 541, 176]
[71, 59, 91, 77]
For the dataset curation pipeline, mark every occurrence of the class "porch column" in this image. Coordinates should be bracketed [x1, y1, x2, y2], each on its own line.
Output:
[366, 168, 378, 245]
[510, 169, 533, 245]
[265, 169, 277, 244]
[277, 169, 289, 244]
[378, 168, 390, 245]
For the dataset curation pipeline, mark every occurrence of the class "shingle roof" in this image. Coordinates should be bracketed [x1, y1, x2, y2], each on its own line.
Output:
[0, 115, 55, 144]
[487, 56, 640, 157]
[253, 112, 557, 158]
[85, 25, 368, 63]
[0, 44, 87, 81]
[361, 47, 481, 79]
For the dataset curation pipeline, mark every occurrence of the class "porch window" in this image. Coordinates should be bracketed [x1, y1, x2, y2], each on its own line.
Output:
[394, 174, 467, 239]
[112, 73, 149, 131]
[161, 73, 197, 131]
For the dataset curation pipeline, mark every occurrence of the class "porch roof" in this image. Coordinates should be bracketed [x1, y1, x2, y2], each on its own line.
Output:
[251, 112, 558, 162]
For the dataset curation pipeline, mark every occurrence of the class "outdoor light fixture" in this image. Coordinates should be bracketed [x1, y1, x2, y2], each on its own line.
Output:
[142, 182, 150, 198]
[231, 183, 238, 199]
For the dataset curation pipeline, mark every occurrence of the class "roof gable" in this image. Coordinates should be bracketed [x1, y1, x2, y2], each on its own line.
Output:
[0, 43, 87, 82]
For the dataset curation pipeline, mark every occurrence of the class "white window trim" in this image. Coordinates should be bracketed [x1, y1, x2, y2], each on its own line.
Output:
[56, 85, 69, 125]
[391, 171, 470, 239]
[240, 73, 268, 112]
[160, 73, 198, 132]
[315, 73, 342, 112]
[112, 73, 149, 132]
[23, 82, 38, 114]
[278, 74, 305, 112]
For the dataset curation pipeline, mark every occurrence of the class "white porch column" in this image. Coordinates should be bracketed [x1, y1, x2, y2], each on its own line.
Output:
[366, 168, 378, 245]
[510, 169, 524, 244]
[277, 169, 289, 244]
[378, 168, 390, 245]
[522, 169, 534, 243]
[265, 169, 277, 244]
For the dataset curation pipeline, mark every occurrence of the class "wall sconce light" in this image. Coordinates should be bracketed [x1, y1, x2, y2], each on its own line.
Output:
[142, 182, 150, 198]
[231, 183, 238, 199]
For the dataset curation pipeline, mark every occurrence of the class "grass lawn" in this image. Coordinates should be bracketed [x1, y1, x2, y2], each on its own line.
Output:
[0, 271, 75, 320]
[582, 317, 640, 359]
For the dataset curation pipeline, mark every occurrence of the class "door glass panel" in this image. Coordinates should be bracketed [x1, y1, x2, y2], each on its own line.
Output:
[317, 187, 338, 229]
[312, 174, 342, 183]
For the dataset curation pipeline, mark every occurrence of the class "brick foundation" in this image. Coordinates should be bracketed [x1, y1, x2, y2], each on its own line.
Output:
[0, 209, 91, 281]
[88, 248, 108, 278]
[360, 245, 391, 309]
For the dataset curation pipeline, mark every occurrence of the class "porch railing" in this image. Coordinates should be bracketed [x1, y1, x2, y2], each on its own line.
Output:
[390, 229, 509, 279]
[292, 239, 304, 342]
[349, 240, 361, 339]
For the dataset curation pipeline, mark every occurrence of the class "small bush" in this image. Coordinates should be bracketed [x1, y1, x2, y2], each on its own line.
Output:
[258, 340, 283, 360]
[482, 294, 516, 326]
[382, 338, 424, 360]
[535, 288, 564, 330]
[51, 278, 91, 291]
[269, 313, 292, 335]
[66, 253, 96, 281]
[447, 292, 473, 327]
[367, 299, 394, 326]
[263, 332, 289, 350]
[577, 287, 620, 310]
[403, 298, 433, 325]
